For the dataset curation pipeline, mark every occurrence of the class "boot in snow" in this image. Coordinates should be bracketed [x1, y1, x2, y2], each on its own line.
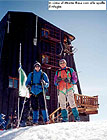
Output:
[20, 120, 26, 127]
[33, 110, 39, 124]
[72, 107, 80, 122]
[41, 110, 49, 124]
[61, 109, 68, 122]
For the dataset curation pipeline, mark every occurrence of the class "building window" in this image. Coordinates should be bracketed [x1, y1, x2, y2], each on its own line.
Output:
[14, 79, 18, 88]
[41, 28, 49, 38]
[9, 79, 13, 88]
[42, 54, 49, 64]
[9, 77, 19, 88]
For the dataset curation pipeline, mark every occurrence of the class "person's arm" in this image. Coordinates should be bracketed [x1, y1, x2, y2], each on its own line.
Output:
[70, 68, 77, 84]
[42, 73, 49, 88]
[54, 71, 58, 86]
[25, 73, 32, 86]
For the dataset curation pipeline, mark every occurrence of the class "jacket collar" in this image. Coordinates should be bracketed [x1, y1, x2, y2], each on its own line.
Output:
[61, 67, 66, 70]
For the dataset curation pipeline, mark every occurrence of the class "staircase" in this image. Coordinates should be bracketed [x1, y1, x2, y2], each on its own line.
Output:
[49, 94, 99, 123]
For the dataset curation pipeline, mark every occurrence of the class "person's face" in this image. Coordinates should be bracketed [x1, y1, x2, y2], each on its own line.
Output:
[34, 65, 40, 72]
[59, 61, 66, 68]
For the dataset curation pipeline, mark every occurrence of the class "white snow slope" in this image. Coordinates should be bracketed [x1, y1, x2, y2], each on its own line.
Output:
[0, 121, 107, 140]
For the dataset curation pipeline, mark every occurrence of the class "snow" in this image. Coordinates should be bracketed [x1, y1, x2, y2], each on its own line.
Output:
[0, 121, 107, 140]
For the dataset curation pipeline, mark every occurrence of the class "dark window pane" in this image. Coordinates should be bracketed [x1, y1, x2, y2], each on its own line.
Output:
[9, 79, 13, 88]
[14, 79, 18, 88]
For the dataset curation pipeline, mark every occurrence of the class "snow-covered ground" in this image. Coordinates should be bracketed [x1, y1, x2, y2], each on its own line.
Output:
[0, 121, 107, 140]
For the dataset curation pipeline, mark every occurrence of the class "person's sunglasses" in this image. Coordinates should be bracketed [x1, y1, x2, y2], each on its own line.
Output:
[59, 62, 65, 64]
[35, 65, 40, 67]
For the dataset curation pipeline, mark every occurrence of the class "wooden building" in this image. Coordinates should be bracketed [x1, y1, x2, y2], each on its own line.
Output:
[0, 11, 98, 122]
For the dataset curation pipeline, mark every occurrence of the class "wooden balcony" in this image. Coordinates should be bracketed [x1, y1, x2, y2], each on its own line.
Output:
[74, 94, 99, 114]
[49, 94, 99, 123]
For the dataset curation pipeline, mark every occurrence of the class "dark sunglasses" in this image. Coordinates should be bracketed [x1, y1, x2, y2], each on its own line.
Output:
[59, 62, 65, 64]
[35, 65, 40, 67]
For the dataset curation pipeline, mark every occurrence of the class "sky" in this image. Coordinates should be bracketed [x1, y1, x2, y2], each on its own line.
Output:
[0, 121, 107, 140]
[0, 0, 107, 121]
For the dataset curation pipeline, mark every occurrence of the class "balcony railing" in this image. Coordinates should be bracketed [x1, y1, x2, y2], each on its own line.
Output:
[49, 93, 99, 123]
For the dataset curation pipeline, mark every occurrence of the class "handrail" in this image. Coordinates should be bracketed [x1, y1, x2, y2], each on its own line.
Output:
[49, 93, 99, 123]
[74, 94, 99, 108]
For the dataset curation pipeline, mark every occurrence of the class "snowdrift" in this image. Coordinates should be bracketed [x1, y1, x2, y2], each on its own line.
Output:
[0, 121, 107, 140]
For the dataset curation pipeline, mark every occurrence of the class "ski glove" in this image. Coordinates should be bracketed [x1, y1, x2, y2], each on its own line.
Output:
[41, 80, 46, 85]
[41, 80, 49, 88]
[26, 85, 31, 91]
[56, 76, 62, 83]
[64, 78, 70, 83]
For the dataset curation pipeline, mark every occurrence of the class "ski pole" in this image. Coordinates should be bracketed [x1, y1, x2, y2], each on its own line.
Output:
[65, 82, 69, 121]
[17, 96, 20, 128]
[41, 81, 49, 123]
[17, 97, 26, 127]
[66, 82, 68, 108]
[57, 85, 60, 123]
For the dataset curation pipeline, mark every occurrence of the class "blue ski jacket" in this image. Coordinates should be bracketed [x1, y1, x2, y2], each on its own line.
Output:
[25, 69, 49, 95]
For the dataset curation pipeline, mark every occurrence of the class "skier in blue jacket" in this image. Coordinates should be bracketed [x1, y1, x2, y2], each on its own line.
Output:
[26, 61, 49, 125]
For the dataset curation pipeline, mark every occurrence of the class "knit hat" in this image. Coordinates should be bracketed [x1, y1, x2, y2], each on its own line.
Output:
[59, 59, 67, 64]
[33, 61, 41, 68]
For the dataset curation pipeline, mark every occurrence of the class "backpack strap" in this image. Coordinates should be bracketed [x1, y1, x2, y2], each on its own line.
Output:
[56, 67, 72, 77]
[56, 67, 72, 82]
[66, 67, 72, 80]
[31, 71, 44, 85]
[56, 69, 61, 76]
[31, 72, 33, 85]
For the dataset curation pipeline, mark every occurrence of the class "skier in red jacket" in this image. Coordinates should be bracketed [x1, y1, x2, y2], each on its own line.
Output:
[54, 59, 80, 122]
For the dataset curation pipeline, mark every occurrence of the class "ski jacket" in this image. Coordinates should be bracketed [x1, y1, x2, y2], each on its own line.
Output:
[26, 69, 49, 95]
[54, 67, 77, 94]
